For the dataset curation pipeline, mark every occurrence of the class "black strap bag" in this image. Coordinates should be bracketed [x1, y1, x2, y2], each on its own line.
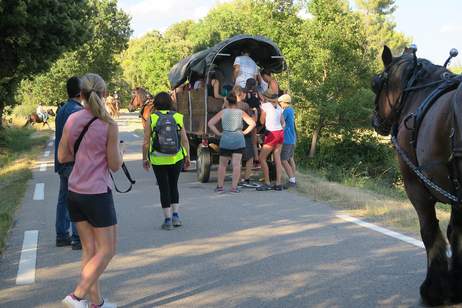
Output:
[74, 117, 135, 193]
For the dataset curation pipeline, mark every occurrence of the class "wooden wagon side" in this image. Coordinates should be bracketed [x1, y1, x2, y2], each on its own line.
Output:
[174, 88, 223, 182]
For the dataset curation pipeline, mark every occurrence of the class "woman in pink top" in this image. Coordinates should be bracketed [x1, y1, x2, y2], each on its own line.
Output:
[59, 73, 123, 308]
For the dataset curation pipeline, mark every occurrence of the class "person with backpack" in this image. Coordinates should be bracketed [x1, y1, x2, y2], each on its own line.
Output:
[58, 73, 122, 308]
[142, 92, 190, 230]
[208, 92, 256, 193]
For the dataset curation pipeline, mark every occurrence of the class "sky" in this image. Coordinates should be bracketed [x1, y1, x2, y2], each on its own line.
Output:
[118, 0, 462, 67]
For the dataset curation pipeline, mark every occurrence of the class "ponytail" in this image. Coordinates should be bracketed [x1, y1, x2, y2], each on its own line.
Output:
[80, 73, 114, 125]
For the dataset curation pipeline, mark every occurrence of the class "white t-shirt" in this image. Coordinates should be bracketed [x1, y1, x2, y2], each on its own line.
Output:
[261, 102, 283, 131]
[234, 55, 258, 88]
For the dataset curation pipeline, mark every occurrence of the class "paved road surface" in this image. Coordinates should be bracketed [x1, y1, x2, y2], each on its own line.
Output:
[0, 113, 429, 307]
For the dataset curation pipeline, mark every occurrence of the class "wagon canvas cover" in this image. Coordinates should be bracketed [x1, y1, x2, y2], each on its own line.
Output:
[168, 34, 286, 90]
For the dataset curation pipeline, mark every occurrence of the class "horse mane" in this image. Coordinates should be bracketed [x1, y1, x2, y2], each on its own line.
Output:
[392, 53, 451, 87]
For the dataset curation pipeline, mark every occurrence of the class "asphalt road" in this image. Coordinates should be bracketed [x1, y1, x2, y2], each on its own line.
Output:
[0, 112, 430, 307]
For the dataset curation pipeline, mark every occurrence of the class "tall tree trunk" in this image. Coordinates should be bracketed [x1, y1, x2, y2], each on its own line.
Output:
[309, 116, 323, 158]
[0, 101, 4, 130]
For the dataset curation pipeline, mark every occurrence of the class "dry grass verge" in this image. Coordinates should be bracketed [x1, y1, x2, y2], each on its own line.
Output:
[0, 127, 49, 253]
[296, 171, 450, 236]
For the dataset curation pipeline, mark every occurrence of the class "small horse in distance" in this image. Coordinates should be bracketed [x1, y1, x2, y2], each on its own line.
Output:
[24, 108, 56, 128]
[372, 45, 462, 306]
[128, 87, 155, 128]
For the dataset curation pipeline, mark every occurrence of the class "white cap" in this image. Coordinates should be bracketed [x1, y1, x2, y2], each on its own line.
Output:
[278, 94, 291, 103]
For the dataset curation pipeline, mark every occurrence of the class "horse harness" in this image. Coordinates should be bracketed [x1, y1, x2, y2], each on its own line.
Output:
[383, 59, 462, 204]
[139, 99, 154, 121]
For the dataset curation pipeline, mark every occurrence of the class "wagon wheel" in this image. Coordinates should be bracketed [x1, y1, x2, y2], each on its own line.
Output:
[197, 146, 211, 183]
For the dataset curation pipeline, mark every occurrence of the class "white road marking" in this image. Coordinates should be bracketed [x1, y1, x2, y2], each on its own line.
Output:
[33, 183, 45, 200]
[16, 230, 39, 285]
[132, 133, 139, 138]
[336, 214, 424, 248]
[39, 163, 47, 172]
[43, 150, 50, 157]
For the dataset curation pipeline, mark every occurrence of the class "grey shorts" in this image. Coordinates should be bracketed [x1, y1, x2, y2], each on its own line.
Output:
[281, 144, 295, 161]
[242, 135, 254, 162]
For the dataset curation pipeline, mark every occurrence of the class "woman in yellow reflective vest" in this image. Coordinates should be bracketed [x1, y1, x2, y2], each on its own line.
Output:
[142, 92, 190, 230]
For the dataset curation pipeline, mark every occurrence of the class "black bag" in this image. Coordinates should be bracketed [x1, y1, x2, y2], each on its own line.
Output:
[151, 111, 181, 155]
[74, 117, 135, 193]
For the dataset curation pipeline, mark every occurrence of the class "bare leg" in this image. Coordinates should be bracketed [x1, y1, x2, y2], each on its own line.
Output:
[217, 156, 230, 188]
[231, 153, 242, 189]
[259, 145, 273, 185]
[244, 158, 253, 180]
[273, 144, 283, 185]
[162, 207, 172, 219]
[282, 160, 294, 179]
[251, 131, 259, 160]
[75, 221, 99, 303]
[289, 157, 296, 173]
[73, 225, 117, 300]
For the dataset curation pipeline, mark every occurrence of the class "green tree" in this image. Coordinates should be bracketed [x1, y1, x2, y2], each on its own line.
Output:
[0, 0, 92, 125]
[355, 0, 411, 67]
[15, 0, 132, 115]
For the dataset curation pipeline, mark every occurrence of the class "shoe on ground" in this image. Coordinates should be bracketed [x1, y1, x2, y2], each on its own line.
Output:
[90, 298, 117, 308]
[287, 181, 297, 188]
[161, 219, 173, 230]
[56, 236, 71, 247]
[272, 184, 283, 191]
[256, 183, 272, 191]
[172, 215, 182, 227]
[238, 179, 248, 187]
[230, 187, 241, 193]
[214, 186, 224, 193]
[62, 294, 88, 308]
[71, 240, 82, 250]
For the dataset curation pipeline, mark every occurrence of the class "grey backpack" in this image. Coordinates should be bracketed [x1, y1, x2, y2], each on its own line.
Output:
[152, 111, 181, 155]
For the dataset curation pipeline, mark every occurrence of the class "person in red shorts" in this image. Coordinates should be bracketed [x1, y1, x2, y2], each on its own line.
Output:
[257, 92, 285, 191]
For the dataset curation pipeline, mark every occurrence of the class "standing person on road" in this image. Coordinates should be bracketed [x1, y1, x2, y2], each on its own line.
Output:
[208, 92, 256, 193]
[54, 76, 83, 250]
[142, 92, 190, 230]
[278, 94, 297, 187]
[257, 92, 285, 191]
[59, 73, 123, 308]
[232, 86, 258, 188]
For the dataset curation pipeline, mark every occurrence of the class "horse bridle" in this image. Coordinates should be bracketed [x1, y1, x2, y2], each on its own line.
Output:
[372, 57, 419, 131]
[373, 57, 450, 135]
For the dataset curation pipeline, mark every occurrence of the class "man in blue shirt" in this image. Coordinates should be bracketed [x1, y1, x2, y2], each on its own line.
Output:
[54, 76, 83, 250]
[278, 94, 297, 187]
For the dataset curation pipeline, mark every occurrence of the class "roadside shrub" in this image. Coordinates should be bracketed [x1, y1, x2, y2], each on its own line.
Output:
[296, 133, 401, 189]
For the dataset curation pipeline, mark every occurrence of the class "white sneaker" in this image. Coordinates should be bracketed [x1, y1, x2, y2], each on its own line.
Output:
[89, 298, 117, 308]
[62, 294, 88, 308]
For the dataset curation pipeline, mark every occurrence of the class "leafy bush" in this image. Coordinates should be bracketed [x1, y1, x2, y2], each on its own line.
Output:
[296, 133, 401, 190]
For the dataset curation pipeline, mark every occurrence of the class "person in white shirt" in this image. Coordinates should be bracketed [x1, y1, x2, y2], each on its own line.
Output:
[256, 92, 285, 192]
[233, 49, 258, 88]
[36, 103, 48, 122]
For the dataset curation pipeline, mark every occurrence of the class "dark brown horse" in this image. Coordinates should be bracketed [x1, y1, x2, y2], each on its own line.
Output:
[128, 87, 155, 128]
[372, 45, 462, 305]
[24, 108, 55, 128]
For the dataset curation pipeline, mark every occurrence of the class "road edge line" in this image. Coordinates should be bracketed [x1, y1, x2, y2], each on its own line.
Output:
[336, 214, 424, 248]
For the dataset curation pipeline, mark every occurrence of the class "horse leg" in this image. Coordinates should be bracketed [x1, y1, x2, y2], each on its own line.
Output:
[407, 186, 450, 305]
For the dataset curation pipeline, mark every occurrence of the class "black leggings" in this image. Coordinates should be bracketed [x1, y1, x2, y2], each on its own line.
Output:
[152, 160, 183, 208]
